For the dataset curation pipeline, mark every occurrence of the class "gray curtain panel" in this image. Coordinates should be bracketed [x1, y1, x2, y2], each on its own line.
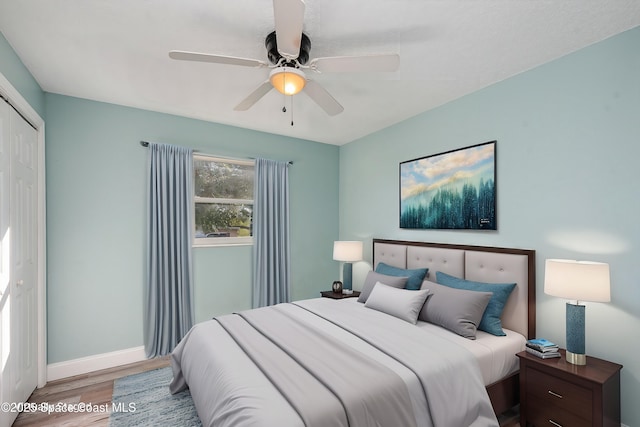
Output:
[252, 158, 291, 308]
[144, 143, 194, 358]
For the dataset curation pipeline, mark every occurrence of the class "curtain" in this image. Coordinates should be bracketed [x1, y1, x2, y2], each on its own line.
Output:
[144, 143, 194, 358]
[252, 158, 291, 308]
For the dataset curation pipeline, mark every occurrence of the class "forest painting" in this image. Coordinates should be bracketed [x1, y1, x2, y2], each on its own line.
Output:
[400, 141, 496, 230]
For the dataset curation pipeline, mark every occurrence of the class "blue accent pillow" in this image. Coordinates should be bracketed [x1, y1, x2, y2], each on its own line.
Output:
[375, 262, 428, 290]
[435, 271, 516, 336]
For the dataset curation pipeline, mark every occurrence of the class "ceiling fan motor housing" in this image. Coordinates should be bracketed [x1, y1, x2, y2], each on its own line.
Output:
[265, 31, 311, 66]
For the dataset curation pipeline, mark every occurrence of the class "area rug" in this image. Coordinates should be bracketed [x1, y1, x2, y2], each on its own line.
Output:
[109, 366, 201, 426]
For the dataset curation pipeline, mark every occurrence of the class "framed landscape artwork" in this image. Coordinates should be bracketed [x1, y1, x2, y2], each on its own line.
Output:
[400, 141, 496, 230]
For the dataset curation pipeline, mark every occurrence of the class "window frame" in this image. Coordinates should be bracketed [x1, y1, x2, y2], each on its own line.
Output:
[192, 154, 255, 247]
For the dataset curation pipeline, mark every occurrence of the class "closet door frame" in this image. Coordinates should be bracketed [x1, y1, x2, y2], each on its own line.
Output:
[0, 72, 47, 388]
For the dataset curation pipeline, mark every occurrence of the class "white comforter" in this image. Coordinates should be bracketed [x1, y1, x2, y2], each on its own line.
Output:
[170, 298, 499, 427]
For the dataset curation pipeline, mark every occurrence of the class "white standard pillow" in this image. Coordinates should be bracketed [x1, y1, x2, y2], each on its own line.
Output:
[364, 282, 430, 324]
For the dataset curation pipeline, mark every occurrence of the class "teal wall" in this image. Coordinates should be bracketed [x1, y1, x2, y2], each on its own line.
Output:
[0, 32, 45, 117]
[44, 93, 339, 363]
[339, 27, 640, 425]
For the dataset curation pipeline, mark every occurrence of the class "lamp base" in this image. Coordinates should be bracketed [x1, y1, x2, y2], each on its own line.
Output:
[342, 262, 353, 290]
[566, 302, 586, 365]
[565, 350, 586, 365]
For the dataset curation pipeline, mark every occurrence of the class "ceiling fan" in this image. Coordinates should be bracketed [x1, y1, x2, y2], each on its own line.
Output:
[169, 0, 399, 116]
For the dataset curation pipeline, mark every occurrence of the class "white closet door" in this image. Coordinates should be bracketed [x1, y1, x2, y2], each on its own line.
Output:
[0, 100, 12, 427]
[0, 101, 38, 427]
[11, 103, 38, 404]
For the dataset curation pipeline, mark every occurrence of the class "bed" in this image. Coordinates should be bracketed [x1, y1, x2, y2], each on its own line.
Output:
[170, 239, 536, 426]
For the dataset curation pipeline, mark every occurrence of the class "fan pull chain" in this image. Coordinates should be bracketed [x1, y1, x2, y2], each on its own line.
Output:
[282, 89, 287, 113]
[281, 96, 294, 126]
[290, 96, 294, 126]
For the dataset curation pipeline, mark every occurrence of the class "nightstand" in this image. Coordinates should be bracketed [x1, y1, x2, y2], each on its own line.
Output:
[320, 290, 360, 299]
[517, 349, 622, 427]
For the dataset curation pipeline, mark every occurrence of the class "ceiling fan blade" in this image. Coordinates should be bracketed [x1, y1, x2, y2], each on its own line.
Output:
[234, 81, 274, 111]
[303, 80, 344, 116]
[272, 0, 305, 60]
[309, 54, 400, 73]
[169, 50, 267, 68]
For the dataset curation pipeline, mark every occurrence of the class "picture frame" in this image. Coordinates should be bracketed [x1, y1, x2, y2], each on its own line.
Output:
[399, 141, 496, 230]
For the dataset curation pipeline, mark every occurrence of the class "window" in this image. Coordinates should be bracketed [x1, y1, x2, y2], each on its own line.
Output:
[193, 155, 254, 246]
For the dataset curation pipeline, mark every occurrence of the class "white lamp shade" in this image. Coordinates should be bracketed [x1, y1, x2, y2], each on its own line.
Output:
[544, 259, 611, 302]
[333, 241, 363, 262]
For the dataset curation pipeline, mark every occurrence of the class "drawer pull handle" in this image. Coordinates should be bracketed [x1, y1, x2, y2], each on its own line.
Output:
[548, 390, 563, 399]
[548, 420, 562, 427]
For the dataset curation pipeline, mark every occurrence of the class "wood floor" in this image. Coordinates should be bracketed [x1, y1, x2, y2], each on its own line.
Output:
[12, 357, 170, 427]
[12, 357, 520, 427]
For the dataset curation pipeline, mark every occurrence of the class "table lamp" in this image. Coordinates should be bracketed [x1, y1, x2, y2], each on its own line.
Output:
[333, 241, 363, 290]
[544, 259, 611, 365]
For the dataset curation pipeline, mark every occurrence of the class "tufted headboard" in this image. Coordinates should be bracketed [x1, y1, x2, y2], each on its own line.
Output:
[373, 239, 536, 339]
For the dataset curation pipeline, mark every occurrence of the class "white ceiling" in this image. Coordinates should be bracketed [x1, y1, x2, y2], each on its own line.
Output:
[1, 1, 639, 145]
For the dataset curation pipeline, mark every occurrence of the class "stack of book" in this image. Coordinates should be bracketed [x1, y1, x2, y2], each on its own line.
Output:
[526, 338, 560, 359]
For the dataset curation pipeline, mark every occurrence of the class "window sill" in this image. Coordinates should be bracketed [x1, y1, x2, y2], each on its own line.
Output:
[193, 237, 253, 248]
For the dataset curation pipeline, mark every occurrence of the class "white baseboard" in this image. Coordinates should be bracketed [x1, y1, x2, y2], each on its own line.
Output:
[46, 346, 147, 382]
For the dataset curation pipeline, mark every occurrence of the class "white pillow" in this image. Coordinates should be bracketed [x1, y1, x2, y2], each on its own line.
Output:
[364, 282, 430, 324]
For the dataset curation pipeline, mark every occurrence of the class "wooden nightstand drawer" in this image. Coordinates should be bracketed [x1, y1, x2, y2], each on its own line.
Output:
[526, 366, 592, 420]
[528, 394, 590, 427]
[517, 349, 623, 427]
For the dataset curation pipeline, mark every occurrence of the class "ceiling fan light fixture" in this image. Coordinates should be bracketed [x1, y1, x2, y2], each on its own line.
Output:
[270, 67, 306, 95]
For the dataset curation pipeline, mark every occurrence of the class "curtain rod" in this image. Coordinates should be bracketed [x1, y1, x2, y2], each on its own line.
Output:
[140, 140, 199, 150]
[139, 140, 293, 165]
